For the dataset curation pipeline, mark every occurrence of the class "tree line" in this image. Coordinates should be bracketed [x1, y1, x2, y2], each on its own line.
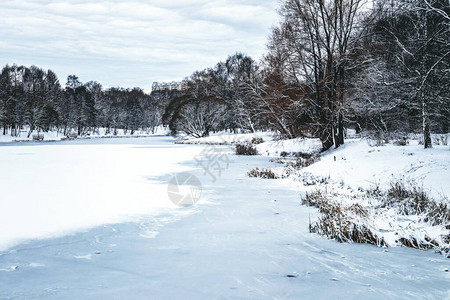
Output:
[163, 0, 449, 150]
[0, 65, 165, 137]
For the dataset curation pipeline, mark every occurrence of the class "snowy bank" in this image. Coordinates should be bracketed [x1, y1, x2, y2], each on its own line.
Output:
[0, 126, 169, 143]
[253, 138, 450, 253]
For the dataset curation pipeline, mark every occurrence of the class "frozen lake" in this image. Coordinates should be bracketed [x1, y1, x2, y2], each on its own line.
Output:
[0, 137, 448, 299]
[0, 136, 205, 251]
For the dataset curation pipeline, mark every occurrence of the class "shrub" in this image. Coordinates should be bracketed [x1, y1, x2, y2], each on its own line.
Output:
[235, 143, 258, 155]
[32, 133, 44, 141]
[251, 137, 264, 144]
[393, 136, 409, 146]
[247, 168, 278, 179]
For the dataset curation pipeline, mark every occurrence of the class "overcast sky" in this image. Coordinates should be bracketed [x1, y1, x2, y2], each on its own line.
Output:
[0, 0, 280, 92]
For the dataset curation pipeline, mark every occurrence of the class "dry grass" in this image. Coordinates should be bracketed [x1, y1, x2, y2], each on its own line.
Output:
[380, 180, 449, 226]
[292, 155, 320, 169]
[303, 181, 450, 253]
[247, 168, 278, 179]
[302, 190, 386, 247]
[279, 154, 320, 172]
[398, 236, 439, 250]
[235, 143, 258, 155]
[251, 137, 264, 144]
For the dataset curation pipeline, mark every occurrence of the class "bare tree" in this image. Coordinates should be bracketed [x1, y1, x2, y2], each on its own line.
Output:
[368, 0, 450, 147]
[268, 0, 368, 150]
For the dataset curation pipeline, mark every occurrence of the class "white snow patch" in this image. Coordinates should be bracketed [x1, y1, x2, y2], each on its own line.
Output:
[256, 137, 322, 156]
[0, 126, 169, 143]
[74, 254, 92, 260]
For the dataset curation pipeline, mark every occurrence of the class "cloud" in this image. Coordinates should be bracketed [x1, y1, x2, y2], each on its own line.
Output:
[0, 0, 280, 92]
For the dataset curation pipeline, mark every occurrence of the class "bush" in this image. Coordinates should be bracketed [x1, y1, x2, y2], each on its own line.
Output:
[247, 168, 278, 179]
[235, 143, 258, 155]
[251, 137, 264, 144]
[32, 133, 44, 141]
[393, 136, 409, 146]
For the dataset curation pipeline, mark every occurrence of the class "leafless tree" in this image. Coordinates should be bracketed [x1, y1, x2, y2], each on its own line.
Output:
[268, 0, 368, 150]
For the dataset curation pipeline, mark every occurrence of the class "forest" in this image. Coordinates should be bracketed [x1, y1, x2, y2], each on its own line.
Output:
[1, 0, 449, 151]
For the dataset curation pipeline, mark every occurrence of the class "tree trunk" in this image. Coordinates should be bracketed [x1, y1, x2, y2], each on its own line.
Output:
[423, 97, 432, 148]
[338, 112, 344, 146]
[321, 123, 334, 151]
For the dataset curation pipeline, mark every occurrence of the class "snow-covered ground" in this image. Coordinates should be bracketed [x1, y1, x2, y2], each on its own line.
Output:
[177, 131, 323, 156]
[175, 131, 275, 145]
[303, 139, 450, 199]
[0, 136, 449, 299]
[263, 138, 450, 250]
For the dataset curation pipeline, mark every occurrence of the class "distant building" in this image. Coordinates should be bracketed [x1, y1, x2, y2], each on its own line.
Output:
[151, 81, 188, 92]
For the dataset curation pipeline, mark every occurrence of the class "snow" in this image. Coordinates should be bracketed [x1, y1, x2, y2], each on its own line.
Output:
[264, 138, 450, 250]
[303, 139, 450, 199]
[177, 131, 323, 156]
[0, 136, 449, 299]
[256, 137, 322, 156]
[0, 136, 202, 251]
[176, 131, 275, 145]
[0, 126, 169, 143]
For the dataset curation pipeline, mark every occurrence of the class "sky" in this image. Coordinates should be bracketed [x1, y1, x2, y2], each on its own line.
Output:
[0, 0, 280, 92]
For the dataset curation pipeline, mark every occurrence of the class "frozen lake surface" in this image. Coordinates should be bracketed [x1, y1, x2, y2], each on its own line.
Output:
[0, 137, 448, 299]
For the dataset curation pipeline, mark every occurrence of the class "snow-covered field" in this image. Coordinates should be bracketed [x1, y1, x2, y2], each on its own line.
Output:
[0, 136, 449, 299]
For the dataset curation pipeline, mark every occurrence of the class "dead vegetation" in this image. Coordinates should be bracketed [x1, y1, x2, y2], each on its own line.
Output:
[251, 137, 264, 144]
[282, 154, 321, 170]
[247, 168, 278, 179]
[302, 190, 386, 247]
[303, 183, 449, 254]
[235, 143, 258, 155]
[379, 180, 449, 226]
